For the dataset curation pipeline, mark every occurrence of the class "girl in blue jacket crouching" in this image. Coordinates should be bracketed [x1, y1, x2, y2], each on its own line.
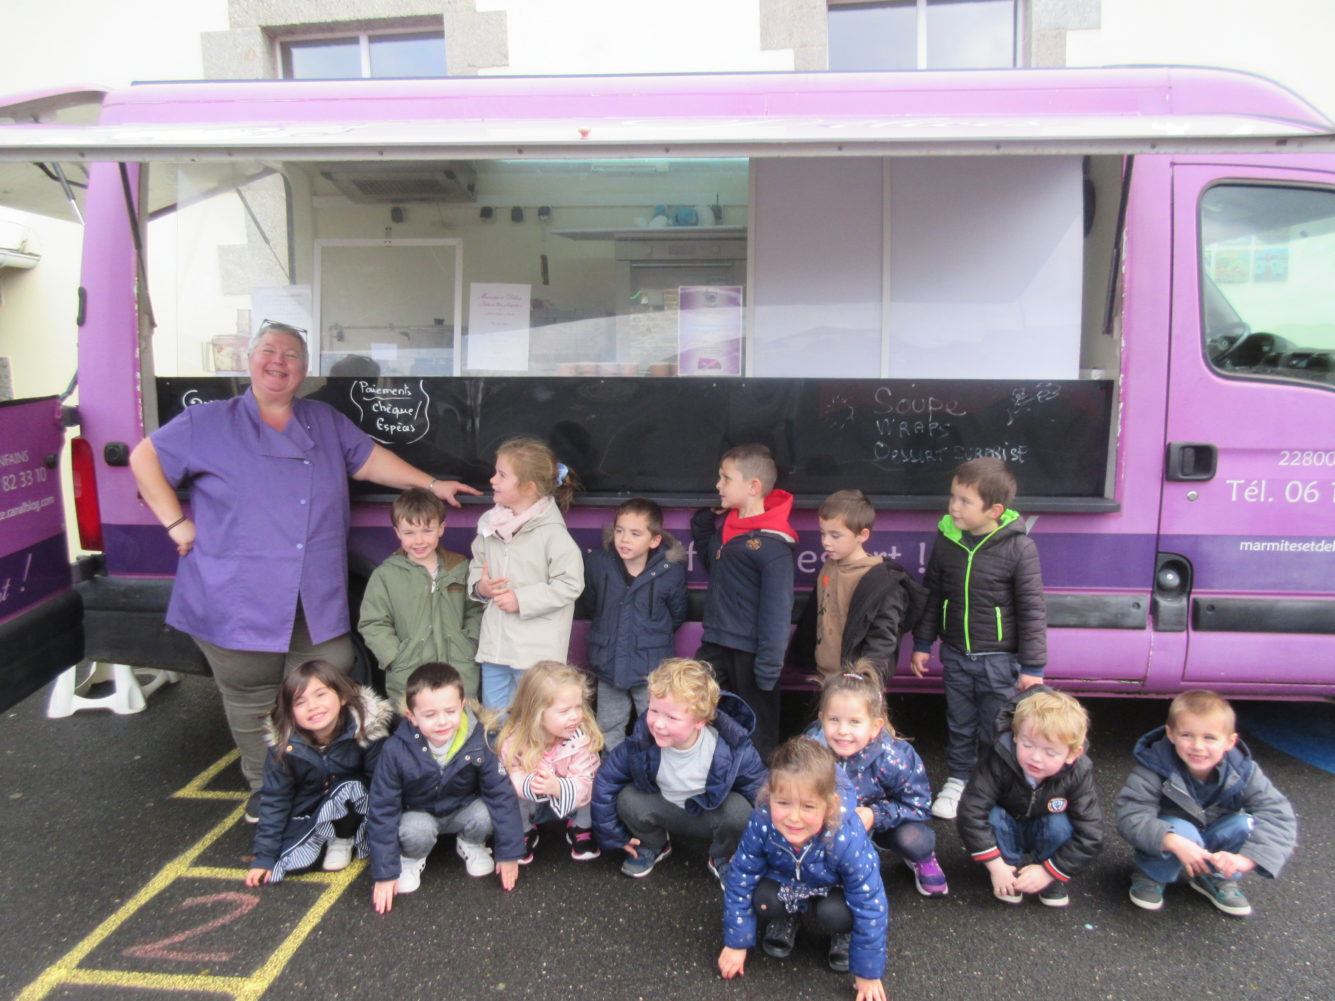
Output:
[719, 737, 889, 1001]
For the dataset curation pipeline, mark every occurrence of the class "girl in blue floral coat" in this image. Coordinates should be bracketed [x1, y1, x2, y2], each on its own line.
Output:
[719, 737, 889, 1001]
[805, 663, 948, 896]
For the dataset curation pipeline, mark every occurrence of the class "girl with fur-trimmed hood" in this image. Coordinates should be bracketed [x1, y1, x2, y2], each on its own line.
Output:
[245, 660, 392, 885]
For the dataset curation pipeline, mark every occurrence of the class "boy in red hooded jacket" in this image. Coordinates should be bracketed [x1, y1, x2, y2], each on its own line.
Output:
[691, 443, 797, 761]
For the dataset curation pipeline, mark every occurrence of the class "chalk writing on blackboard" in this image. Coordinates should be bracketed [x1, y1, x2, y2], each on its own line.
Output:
[873, 386, 968, 419]
[350, 379, 431, 445]
[1006, 382, 1061, 426]
[159, 376, 1115, 498]
[869, 386, 969, 468]
[824, 392, 856, 431]
[871, 441, 1031, 467]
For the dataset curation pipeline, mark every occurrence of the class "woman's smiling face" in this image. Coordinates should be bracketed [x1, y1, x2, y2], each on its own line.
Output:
[248, 330, 307, 400]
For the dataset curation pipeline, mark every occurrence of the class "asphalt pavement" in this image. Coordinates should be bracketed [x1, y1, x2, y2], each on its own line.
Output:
[2, 677, 1332, 1001]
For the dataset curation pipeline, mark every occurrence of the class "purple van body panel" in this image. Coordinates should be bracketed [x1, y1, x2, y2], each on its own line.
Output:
[0, 400, 65, 551]
[78, 162, 146, 532]
[1160, 534, 1335, 594]
[0, 399, 71, 626]
[0, 535, 68, 627]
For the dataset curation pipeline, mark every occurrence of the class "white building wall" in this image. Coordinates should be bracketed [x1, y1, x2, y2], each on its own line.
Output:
[1, 1, 224, 90]
[480, 0, 795, 73]
[0, 0, 227, 399]
[0, 216, 80, 398]
[1064, 0, 1335, 120]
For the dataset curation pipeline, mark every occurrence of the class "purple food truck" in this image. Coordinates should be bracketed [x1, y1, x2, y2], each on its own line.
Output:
[1, 67, 1333, 710]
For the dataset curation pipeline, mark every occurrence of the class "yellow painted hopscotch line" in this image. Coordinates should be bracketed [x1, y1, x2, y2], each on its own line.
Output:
[19, 750, 364, 1001]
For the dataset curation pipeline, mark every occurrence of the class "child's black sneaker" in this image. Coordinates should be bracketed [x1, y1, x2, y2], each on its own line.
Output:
[518, 825, 540, 865]
[827, 932, 851, 973]
[761, 915, 799, 959]
[1039, 880, 1069, 908]
[566, 824, 600, 861]
[707, 856, 731, 889]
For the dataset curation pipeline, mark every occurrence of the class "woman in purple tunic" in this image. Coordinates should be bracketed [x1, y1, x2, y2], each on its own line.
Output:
[130, 322, 476, 819]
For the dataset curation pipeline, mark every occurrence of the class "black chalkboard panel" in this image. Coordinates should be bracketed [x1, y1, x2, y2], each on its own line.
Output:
[156, 377, 1114, 499]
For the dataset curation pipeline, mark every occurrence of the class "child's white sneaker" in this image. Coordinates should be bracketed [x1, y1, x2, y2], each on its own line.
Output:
[321, 837, 355, 872]
[397, 855, 427, 893]
[456, 838, 495, 877]
[931, 777, 967, 819]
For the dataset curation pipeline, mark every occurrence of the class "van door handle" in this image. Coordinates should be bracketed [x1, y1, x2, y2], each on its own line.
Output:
[1165, 442, 1217, 482]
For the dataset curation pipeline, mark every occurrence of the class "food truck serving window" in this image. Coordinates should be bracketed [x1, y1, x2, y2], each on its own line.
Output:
[147, 158, 751, 380]
[146, 152, 1098, 385]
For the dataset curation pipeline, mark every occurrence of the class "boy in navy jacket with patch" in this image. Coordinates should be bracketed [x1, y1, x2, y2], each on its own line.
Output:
[691, 443, 796, 761]
[580, 498, 688, 750]
[956, 686, 1104, 908]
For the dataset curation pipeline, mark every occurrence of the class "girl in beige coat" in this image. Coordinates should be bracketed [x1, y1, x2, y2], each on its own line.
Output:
[469, 438, 584, 710]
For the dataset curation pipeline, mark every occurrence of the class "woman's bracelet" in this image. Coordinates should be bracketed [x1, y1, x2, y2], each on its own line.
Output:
[164, 515, 188, 531]
[427, 478, 438, 490]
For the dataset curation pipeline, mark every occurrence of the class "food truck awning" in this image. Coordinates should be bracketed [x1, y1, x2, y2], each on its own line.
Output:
[2, 68, 1333, 220]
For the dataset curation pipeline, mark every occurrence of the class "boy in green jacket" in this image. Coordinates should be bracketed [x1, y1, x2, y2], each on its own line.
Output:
[909, 458, 1047, 820]
[359, 488, 482, 706]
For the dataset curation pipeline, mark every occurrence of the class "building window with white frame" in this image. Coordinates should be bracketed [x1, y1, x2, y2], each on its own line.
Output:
[828, 0, 1017, 71]
[280, 30, 446, 79]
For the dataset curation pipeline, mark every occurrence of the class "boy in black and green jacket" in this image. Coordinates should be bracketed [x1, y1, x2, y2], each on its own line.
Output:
[910, 458, 1047, 820]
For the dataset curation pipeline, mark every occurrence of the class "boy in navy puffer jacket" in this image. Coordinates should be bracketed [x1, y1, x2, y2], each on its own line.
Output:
[592, 658, 766, 882]
[580, 498, 687, 751]
[367, 662, 525, 913]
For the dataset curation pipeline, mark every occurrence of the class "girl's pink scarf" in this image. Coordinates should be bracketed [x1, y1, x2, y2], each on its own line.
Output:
[482, 496, 551, 542]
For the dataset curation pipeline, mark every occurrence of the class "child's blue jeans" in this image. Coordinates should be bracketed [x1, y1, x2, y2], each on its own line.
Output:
[480, 662, 522, 711]
[1133, 812, 1254, 883]
[989, 805, 1073, 867]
